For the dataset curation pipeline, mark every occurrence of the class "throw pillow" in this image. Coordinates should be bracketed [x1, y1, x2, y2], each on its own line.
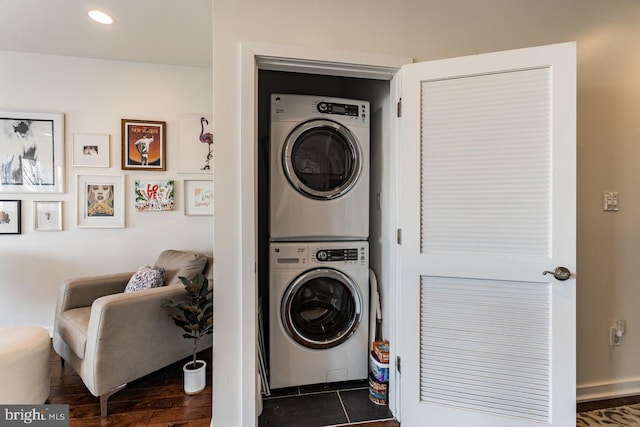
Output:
[124, 265, 166, 293]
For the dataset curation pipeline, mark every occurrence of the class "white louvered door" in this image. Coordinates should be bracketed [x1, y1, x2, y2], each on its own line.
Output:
[398, 43, 576, 427]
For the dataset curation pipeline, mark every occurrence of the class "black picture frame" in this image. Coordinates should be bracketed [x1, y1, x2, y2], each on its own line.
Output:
[121, 119, 166, 171]
[0, 200, 21, 234]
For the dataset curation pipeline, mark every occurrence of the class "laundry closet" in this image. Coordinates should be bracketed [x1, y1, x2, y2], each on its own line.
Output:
[221, 41, 577, 427]
[256, 70, 394, 396]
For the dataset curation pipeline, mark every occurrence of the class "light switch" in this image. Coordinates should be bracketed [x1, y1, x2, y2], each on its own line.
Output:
[603, 191, 619, 212]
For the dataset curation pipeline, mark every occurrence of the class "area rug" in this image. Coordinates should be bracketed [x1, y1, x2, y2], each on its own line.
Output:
[577, 404, 640, 426]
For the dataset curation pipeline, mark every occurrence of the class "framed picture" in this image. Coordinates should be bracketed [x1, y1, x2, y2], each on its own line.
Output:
[134, 179, 175, 211]
[73, 134, 110, 167]
[177, 114, 213, 174]
[34, 201, 62, 231]
[77, 174, 125, 228]
[0, 111, 64, 193]
[0, 200, 21, 234]
[121, 119, 166, 171]
[184, 180, 213, 216]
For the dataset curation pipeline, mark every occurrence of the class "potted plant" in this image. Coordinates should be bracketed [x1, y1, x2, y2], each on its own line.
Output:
[164, 273, 213, 394]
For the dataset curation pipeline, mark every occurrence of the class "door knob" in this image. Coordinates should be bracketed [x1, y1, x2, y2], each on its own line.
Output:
[542, 266, 576, 281]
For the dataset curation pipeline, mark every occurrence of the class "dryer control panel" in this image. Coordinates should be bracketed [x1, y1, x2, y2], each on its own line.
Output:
[271, 94, 369, 126]
[316, 102, 360, 117]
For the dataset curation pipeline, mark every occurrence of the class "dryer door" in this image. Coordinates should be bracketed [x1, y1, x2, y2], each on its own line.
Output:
[282, 267, 362, 349]
[282, 119, 362, 200]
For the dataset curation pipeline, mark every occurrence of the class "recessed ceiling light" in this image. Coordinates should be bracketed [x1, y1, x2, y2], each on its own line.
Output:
[88, 10, 114, 25]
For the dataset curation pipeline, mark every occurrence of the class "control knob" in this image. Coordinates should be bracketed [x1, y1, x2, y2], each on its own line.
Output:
[316, 250, 328, 261]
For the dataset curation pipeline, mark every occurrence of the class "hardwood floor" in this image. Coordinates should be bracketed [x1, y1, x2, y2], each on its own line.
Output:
[47, 343, 399, 427]
[47, 344, 213, 426]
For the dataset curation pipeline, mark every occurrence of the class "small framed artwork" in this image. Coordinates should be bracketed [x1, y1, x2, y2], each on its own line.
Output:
[77, 174, 125, 228]
[177, 114, 213, 174]
[0, 200, 21, 234]
[184, 180, 213, 216]
[0, 111, 64, 193]
[121, 119, 166, 171]
[34, 201, 62, 231]
[134, 179, 175, 211]
[73, 134, 110, 167]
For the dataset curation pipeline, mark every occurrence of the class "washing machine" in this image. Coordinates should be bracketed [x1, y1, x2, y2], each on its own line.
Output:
[269, 241, 369, 389]
[270, 94, 370, 241]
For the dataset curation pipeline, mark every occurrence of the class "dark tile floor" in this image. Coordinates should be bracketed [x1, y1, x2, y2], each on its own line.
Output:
[259, 380, 393, 427]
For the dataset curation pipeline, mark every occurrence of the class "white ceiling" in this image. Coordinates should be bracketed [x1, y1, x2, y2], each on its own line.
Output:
[0, 0, 212, 68]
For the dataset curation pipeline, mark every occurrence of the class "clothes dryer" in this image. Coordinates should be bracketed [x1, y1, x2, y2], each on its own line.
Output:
[269, 241, 369, 389]
[270, 94, 370, 241]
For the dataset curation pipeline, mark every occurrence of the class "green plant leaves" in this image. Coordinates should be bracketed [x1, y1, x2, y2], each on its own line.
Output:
[164, 273, 214, 343]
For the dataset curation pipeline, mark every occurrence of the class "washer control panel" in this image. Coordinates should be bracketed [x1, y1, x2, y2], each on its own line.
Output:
[271, 242, 368, 268]
[310, 244, 367, 266]
[315, 248, 358, 262]
[271, 244, 308, 269]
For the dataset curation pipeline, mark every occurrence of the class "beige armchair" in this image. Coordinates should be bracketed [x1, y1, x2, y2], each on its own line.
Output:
[52, 249, 213, 418]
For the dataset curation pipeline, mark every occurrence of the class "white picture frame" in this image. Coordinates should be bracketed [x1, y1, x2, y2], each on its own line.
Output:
[184, 180, 213, 216]
[177, 114, 214, 174]
[0, 111, 64, 193]
[76, 174, 125, 228]
[34, 201, 62, 231]
[72, 134, 110, 167]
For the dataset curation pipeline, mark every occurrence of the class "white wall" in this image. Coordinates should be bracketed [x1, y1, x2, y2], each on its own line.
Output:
[214, 0, 640, 425]
[0, 50, 213, 331]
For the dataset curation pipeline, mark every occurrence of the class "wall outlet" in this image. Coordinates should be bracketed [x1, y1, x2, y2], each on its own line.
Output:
[610, 320, 626, 346]
[610, 327, 621, 346]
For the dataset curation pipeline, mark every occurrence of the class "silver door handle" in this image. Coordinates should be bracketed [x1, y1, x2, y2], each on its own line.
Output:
[542, 266, 576, 281]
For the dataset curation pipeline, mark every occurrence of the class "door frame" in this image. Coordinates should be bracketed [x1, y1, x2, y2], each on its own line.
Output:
[239, 41, 411, 426]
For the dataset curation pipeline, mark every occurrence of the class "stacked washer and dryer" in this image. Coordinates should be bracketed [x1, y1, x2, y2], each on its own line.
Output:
[269, 94, 371, 389]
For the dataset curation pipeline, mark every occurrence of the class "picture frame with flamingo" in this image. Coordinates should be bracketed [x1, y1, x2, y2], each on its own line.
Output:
[177, 114, 213, 174]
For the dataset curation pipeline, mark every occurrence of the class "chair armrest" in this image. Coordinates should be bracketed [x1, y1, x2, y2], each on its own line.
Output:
[56, 272, 134, 314]
[53, 273, 134, 357]
[82, 284, 203, 396]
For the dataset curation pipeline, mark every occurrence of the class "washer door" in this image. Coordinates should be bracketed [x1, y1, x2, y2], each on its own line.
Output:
[282, 268, 362, 349]
[282, 119, 362, 200]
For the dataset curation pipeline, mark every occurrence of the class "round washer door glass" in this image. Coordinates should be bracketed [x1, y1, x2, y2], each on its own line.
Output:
[282, 268, 362, 349]
[283, 119, 361, 200]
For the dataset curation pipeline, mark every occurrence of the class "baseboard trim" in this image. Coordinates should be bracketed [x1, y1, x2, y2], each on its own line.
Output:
[578, 378, 640, 402]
